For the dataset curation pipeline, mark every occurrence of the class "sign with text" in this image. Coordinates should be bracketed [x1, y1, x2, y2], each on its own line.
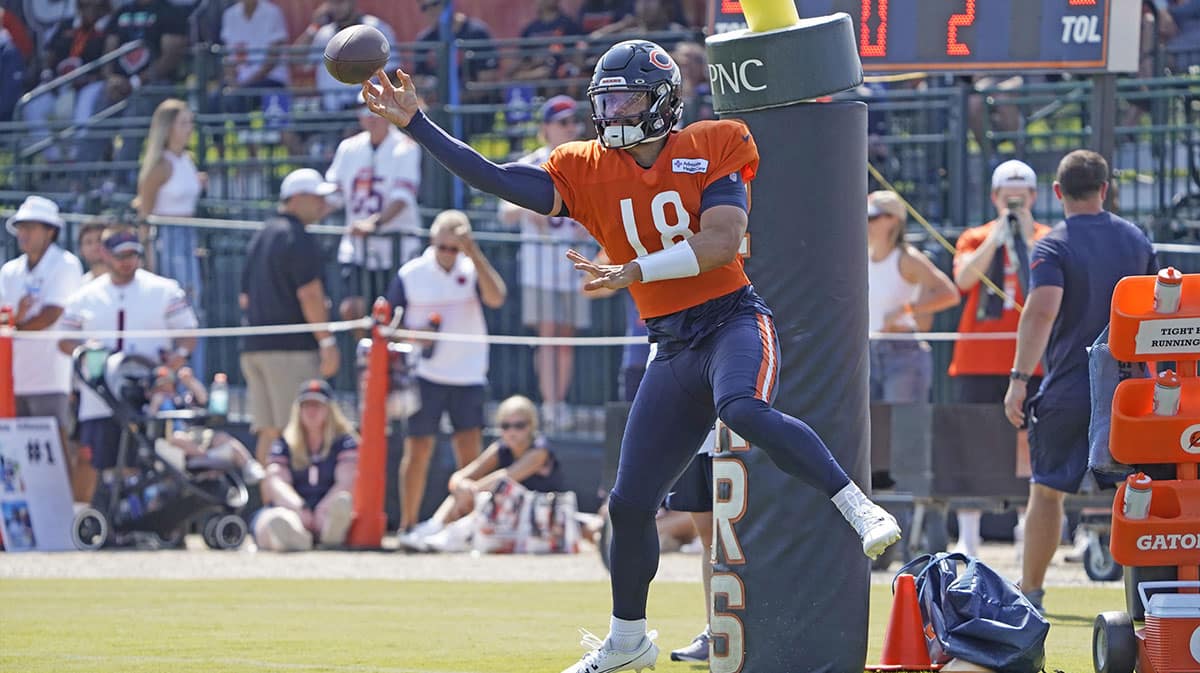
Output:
[0, 418, 74, 551]
[708, 0, 1140, 73]
[1134, 318, 1200, 356]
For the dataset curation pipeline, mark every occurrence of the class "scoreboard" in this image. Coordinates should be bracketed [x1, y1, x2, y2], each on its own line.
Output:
[707, 0, 1142, 73]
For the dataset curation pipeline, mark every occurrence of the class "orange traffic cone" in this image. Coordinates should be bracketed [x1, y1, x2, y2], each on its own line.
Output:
[866, 573, 940, 671]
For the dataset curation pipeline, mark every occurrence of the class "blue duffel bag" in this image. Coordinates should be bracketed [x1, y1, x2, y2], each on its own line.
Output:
[897, 552, 1049, 673]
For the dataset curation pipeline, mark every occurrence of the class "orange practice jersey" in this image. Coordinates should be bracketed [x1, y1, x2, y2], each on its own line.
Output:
[543, 120, 759, 319]
[948, 219, 1051, 377]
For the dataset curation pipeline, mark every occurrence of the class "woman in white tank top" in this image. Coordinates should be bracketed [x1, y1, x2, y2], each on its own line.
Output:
[867, 191, 959, 403]
[136, 98, 206, 374]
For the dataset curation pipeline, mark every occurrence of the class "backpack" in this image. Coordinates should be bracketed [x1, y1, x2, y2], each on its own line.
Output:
[898, 552, 1049, 673]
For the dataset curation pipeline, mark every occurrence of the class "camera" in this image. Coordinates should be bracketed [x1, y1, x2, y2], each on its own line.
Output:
[1005, 196, 1023, 229]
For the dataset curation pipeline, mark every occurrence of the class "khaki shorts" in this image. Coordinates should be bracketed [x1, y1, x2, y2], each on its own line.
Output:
[522, 286, 591, 330]
[240, 350, 320, 431]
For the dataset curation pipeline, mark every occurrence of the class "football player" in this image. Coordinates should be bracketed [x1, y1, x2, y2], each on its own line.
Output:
[362, 39, 900, 673]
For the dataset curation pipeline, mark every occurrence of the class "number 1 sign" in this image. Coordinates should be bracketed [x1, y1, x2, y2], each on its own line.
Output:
[0, 418, 75, 551]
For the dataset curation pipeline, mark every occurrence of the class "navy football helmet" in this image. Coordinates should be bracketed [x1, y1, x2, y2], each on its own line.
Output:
[587, 40, 683, 149]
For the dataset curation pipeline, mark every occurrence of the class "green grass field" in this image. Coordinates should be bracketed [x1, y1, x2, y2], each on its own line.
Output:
[0, 579, 1116, 672]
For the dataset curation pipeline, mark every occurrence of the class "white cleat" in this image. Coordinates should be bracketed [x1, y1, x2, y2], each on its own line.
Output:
[850, 503, 902, 560]
[560, 629, 658, 673]
[397, 519, 443, 552]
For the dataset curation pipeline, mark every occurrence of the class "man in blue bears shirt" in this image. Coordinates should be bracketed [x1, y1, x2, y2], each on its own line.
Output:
[1004, 149, 1157, 612]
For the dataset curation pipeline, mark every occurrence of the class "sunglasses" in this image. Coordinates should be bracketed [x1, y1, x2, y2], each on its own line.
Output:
[112, 251, 142, 261]
[436, 244, 459, 254]
[550, 118, 579, 126]
[420, 0, 443, 10]
[499, 420, 529, 431]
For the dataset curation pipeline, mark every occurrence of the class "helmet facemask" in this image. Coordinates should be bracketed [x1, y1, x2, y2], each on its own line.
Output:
[590, 81, 679, 149]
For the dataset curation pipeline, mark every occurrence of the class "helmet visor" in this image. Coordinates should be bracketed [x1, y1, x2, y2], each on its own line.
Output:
[592, 90, 650, 120]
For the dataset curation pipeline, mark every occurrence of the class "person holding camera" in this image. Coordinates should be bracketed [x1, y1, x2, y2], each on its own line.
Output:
[947, 160, 1050, 556]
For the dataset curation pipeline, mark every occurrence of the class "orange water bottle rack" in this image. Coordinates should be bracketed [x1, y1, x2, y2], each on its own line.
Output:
[1096, 270, 1200, 673]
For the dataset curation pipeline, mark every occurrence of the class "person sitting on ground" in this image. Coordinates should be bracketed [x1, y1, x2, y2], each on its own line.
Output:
[404, 395, 565, 552]
[253, 379, 357, 552]
[147, 366, 265, 486]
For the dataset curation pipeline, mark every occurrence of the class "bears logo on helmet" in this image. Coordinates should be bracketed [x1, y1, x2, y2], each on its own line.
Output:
[649, 49, 674, 71]
[587, 40, 683, 149]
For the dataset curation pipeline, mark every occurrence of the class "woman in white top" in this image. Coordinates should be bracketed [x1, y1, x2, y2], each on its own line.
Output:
[866, 190, 959, 403]
[136, 98, 206, 373]
[497, 96, 592, 431]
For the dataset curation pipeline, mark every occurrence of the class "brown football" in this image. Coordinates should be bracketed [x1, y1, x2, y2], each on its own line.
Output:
[323, 24, 390, 85]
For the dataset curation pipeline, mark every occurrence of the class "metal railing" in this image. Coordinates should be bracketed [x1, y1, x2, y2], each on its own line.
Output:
[4, 31, 1200, 414]
[7, 208, 1200, 416]
[13, 39, 144, 119]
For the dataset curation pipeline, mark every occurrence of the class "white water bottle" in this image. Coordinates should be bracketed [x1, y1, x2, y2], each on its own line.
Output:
[208, 372, 229, 417]
[1123, 473, 1152, 520]
[1154, 267, 1183, 314]
[1153, 369, 1181, 417]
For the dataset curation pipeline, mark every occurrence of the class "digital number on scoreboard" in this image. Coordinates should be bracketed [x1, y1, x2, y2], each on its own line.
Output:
[709, 0, 1141, 73]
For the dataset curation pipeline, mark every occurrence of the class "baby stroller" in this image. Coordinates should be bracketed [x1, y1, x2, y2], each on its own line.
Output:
[70, 346, 249, 551]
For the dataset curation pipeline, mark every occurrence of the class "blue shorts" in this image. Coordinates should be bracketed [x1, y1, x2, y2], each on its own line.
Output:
[1027, 399, 1090, 493]
[611, 309, 777, 512]
[79, 418, 122, 470]
[665, 453, 713, 512]
[406, 378, 485, 437]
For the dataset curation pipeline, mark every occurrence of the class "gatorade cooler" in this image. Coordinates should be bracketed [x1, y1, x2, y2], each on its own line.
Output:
[1138, 582, 1200, 672]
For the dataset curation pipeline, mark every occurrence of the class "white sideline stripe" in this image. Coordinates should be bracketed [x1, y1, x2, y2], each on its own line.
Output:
[0, 321, 1019, 345]
[49, 653, 475, 673]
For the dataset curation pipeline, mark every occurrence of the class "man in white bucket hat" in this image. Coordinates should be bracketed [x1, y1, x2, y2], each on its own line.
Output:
[0, 196, 84, 467]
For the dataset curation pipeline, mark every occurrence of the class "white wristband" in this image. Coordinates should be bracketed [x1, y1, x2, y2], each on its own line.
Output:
[318, 336, 337, 349]
[635, 240, 701, 283]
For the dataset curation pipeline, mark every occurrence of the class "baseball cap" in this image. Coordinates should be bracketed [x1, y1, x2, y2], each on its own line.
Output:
[867, 190, 906, 221]
[297, 379, 333, 404]
[6, 195, 65, 234]
[540, 95, 578, 124]
[280, 168, 338, 200]
[991, 159, 1037, 190]
[104, 229, 144, 255]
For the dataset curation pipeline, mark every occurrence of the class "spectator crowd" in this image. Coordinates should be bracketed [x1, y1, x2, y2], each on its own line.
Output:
[0, 5, 1185, 625]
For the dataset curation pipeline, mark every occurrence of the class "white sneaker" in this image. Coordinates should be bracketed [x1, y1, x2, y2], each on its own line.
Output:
[422, 516, 473, 553]
[561, 629, 658, 673]
[319, 491, 353, 547]
[398, 519, 443, 552]
[833, 484, 902, 560]
[265, 515, 313, 552]
[669, 629, 709, 662]
[848, 503, 902, 560]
